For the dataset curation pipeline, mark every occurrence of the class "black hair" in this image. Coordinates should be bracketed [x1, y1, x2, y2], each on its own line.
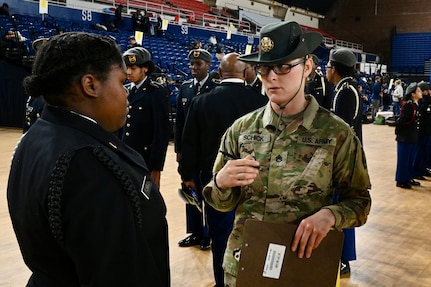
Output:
[23, 32, 124, 106]
[330, 60, 354, 78]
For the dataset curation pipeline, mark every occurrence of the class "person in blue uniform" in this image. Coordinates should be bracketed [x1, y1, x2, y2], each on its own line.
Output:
[179, 53, 268, 287]
[175, 48, 218, 250]
[325, 47, 362, 276]
[395, 82, 422, 188]
[121, 47, 170, 188]
[7, 32, 170, 287]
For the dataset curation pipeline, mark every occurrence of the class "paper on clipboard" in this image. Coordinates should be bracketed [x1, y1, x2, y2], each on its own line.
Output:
[236, 219, 344, 287]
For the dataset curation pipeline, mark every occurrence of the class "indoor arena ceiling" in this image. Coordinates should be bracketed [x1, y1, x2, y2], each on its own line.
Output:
[275, 0, 336, 16]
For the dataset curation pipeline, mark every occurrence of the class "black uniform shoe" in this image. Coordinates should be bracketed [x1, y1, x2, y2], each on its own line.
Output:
[340, 260, 351, 276]
[396, 182, 412, 189]
[414, 175, 426, 180]
[178, 234, 201, 247]
[409, 179, 421, 186]
[200, 238, 211, 250]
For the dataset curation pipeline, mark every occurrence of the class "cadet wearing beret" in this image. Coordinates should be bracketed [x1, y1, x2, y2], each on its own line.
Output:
[325, 47, 361, 276]
[175, 48, 218, 250]
[202, 21, 371, 286]
[121, 47, 170, 188]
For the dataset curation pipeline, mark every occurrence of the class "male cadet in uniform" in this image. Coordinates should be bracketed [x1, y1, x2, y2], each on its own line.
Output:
[325, 47, 362, 276]
[244, 62, 264, 95]
[121, 47, 170, 188]
[305, 54, 333, 109]
[175, 48, 218, 250]
[202, 21, 371, 286]
[179, 53, 268, 287]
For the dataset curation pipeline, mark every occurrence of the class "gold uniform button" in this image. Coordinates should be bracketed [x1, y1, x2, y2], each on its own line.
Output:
[129, 105, 132, 109]
[126, 123, 131, 127]
[138, 106, 143, 110]
[127, 114, 131, 118]
[144, 146, 148, 151]
[125, 132, 130, 136]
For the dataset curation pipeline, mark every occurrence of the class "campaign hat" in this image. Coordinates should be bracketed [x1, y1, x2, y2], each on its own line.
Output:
[238, 21, 322, 64]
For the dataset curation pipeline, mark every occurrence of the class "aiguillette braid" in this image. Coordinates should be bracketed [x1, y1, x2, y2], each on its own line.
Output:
[92, 146, 143, 228]
[48, 153, 73, 243]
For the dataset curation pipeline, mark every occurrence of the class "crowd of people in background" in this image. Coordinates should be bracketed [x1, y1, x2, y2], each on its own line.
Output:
[3, 2, 430, 286]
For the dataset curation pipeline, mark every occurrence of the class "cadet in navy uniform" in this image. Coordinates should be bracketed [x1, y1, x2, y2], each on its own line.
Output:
[179, 53, 268, 287]
[413, 82, 431, 179]
[175, 48, 218, 250]
[325, 48, 362, 276]
[122, 47, 170, 188]
[22, 38, 49, 133]
[395, 82, 422, 189]
[7, 32, 170, 287]
[305, 54, 333, 109]
[244, 62, 264, 95]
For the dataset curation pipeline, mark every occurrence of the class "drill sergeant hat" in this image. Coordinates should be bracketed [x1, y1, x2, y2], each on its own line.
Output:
[238, 21, 322, 64]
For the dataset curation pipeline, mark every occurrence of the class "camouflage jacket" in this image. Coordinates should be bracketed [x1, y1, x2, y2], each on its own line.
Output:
[203, 96, 371, 277]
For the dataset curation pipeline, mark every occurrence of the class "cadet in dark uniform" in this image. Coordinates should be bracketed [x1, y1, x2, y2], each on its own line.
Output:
[122, 47, 170, 188]
[179, 53, 268, 287]
[22, 38, 49, 133]
[7, 32, 170, 286]
[305, 54, 333, 109]
[325, 48, 362, 276]
[175, 48, 218, 250]
[413, 82, 431, 179]
[395, 82, 422, 188]
[244, 62, 264, 95]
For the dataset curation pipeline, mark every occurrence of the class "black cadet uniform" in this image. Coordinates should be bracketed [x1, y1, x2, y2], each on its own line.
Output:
[8, 106, 170, 287]
[121, 47, 170, 172]
[306, 69, 333, 109]
[331, 77, 363, 142]
[23, 96, 44, 133]
[175, 48, 218, 249]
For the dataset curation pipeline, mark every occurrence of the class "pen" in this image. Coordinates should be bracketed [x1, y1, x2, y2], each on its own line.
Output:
[219, 150, 240, 160]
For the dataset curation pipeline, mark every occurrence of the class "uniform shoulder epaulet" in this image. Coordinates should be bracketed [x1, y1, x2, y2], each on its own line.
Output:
[182, 79, 194, 85]
[211, 78, 221, 84]
[149, 80, 163, 88]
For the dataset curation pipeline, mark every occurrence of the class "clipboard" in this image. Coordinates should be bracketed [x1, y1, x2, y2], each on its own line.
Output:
[236, 219, 344, 287]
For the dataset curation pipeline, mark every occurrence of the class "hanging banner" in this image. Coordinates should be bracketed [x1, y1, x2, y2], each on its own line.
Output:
[39, 0, 48, 14]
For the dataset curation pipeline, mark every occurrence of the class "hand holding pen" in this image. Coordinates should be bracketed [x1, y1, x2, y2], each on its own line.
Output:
[215, 151, 260, 189]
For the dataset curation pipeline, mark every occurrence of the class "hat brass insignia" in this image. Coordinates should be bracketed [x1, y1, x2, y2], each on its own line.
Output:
[128, 55, 137, 64]
[193, 50, 201, 58]
[260, 37, 274, 53]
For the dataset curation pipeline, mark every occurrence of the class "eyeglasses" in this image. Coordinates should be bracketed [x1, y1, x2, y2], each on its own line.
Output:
[255, 59, 305, 75]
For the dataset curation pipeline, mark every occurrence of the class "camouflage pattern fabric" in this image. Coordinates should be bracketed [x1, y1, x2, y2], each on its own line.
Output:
[203, 96, 371, 278]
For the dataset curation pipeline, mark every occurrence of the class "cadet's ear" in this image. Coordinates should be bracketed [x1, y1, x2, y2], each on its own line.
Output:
[81, 74, 99, 98]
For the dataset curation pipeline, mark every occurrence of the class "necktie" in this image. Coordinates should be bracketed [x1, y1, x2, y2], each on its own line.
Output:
[130, 86, 137, 96]
[194, 82, 200, 95]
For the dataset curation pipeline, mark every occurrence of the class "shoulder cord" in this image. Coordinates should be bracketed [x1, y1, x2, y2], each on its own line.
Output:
[47, 147, 143, 245]
[332, 82, 360, 120]
[401, 102, 417, 125]
[319, 75, 326, 97]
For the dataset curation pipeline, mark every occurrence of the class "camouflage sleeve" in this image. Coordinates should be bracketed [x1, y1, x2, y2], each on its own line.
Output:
[203, 128, 242, 212]
[324, 132, 371, 230]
